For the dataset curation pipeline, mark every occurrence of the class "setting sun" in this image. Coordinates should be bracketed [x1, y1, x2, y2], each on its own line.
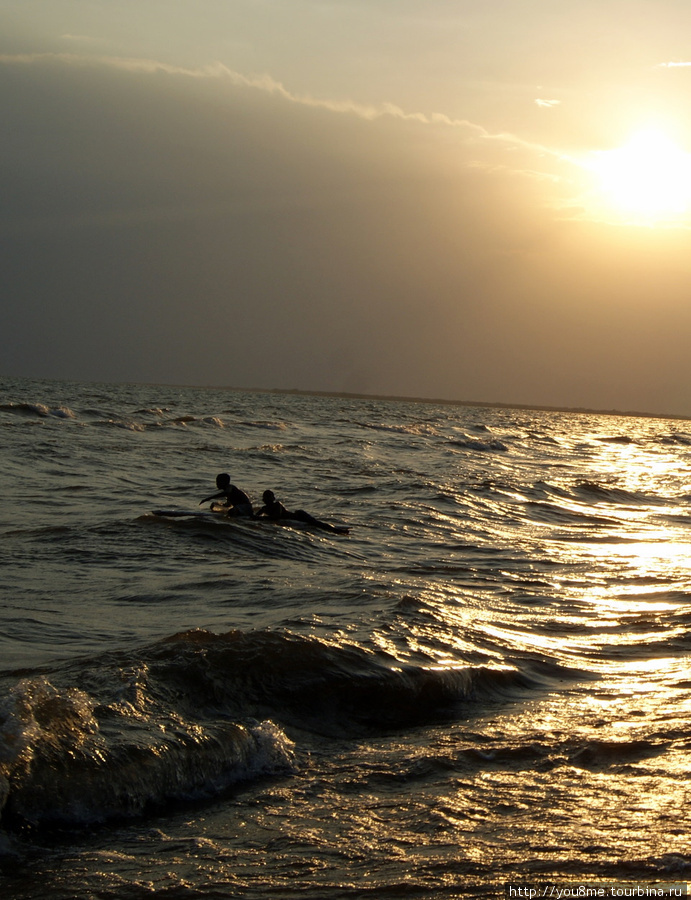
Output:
[587, 129, 691, 224]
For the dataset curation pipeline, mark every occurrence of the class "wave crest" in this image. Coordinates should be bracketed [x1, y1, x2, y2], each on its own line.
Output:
[0, 672, 295, 828]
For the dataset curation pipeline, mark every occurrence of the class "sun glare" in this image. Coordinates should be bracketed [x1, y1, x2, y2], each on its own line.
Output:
[587, 129, 691, 225]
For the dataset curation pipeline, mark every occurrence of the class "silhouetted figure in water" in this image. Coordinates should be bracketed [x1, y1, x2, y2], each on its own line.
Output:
[256, 490, 349, 534]
[200, 473, 253, 516]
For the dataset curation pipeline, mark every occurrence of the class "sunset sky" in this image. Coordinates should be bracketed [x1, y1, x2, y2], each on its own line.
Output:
[3, 1, 691, 415]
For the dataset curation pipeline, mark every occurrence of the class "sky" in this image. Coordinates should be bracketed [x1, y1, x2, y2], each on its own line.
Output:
[2, 1, 691, 415]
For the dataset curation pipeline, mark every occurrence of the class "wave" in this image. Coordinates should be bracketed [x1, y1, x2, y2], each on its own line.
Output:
[0, 402, 76, 420]
[96, 413, 225, 430]
[596, 434, 637, 445]
[449, 436, 509, 452]
[142, 629, 549, 731]
[574, 481, 663, 506]
[459, 735, 669, 773]
[0, 626, 567, 830]
[525, 501, 617, 529]
[142, 512, 350, 562]
[358, 421, 441, 437]
[240, 420, 287, 430]
[0, 671, 295, 830]
[657, 432, 691, 447]
[1, 400, 289, 437]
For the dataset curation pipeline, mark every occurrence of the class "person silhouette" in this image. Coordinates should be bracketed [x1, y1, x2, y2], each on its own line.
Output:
[255, 490, 349, 534]
[200, 473, 253, 517]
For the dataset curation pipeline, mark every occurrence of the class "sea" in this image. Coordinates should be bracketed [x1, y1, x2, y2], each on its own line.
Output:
[1, 375, 690, 899]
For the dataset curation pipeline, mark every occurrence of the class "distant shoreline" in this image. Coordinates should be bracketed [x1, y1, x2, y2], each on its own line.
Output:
[264, 387, 691, 423]
[2, 373, 690, 422]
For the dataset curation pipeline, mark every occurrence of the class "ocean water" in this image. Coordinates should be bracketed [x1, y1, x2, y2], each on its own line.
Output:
[1, 375, 691, 899]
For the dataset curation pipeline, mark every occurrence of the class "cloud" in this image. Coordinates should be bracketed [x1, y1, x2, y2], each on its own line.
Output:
[656, 61, 691, 68]
[0, 49, 569, 399]
[0, 51, 551, 154]
[0, 49, 577, 212]
[535, 98, 561, 108]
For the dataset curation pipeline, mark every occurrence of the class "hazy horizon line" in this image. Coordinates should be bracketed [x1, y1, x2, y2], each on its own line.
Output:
[2, 372, 689, 423]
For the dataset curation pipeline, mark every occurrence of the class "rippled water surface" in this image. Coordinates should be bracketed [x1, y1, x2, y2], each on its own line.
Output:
[1, 376, 691, 898]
